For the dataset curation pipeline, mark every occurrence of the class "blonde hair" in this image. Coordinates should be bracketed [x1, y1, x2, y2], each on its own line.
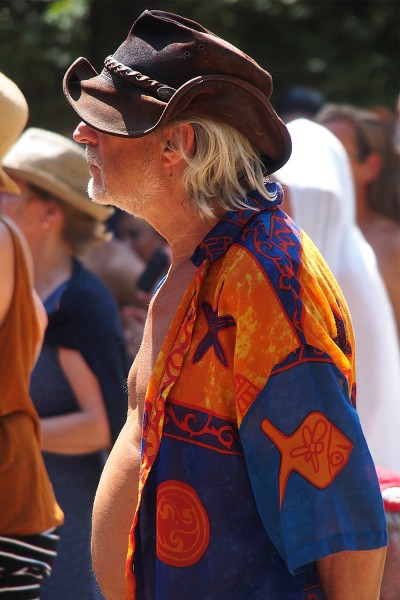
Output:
[172, 117, 278, 219]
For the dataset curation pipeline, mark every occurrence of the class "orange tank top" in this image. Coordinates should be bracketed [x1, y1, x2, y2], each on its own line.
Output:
[0, 217, 64, 535]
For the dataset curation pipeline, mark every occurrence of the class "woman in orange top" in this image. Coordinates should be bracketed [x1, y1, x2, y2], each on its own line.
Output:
[0, 72, 63, 599]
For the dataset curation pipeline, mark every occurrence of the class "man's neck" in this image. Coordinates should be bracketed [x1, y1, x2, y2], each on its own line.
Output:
[166, 215, 220, 264]
[140, 189, 225, 265]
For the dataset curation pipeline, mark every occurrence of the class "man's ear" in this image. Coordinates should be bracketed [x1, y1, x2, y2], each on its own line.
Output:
[160, 123, 195, 167]
[361, 152, 383, 184]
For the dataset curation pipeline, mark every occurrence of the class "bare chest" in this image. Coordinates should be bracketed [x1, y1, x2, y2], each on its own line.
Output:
[127, 262, 196, 415]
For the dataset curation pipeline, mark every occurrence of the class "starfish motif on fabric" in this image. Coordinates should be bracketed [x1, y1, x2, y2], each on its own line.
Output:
[193, 300, 236, 366]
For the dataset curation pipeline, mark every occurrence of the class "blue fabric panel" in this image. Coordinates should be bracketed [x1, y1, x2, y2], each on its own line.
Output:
[134, 403, 325, 599]
[240, 356, 387, 574]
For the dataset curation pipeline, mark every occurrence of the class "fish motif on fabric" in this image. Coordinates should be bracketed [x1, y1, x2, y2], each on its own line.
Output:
[261, 411, 353, 509]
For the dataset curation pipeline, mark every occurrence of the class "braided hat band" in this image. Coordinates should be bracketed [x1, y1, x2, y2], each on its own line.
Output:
[104, 56, 176, 101]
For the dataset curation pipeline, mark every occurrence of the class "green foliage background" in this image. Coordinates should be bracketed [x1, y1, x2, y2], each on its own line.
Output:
[0, 0, 398, 135]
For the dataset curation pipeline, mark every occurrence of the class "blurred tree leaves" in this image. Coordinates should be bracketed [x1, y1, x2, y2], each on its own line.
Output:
[44, 0, 89, 28]
[0, 0, 90, 133]
[0, 0, 398, 134]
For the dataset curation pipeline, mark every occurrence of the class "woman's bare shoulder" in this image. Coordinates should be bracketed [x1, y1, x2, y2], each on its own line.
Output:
[0, 218, 15, 326]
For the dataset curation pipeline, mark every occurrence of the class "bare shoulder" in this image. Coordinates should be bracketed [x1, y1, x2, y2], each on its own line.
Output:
[378, 218, 400, 245]
[365, 217, 400, 273]
[368, 216, 400, 252]
[367, 217, 400, 331]
[0, 218, 15, 326]
[0, 216, 34, 281]
[377, 221, 400, 274]
[0, 218, 12, 243]
[0, 218, 14, 265]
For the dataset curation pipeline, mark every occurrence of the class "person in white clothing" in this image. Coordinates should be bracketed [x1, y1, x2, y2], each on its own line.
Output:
[275, 118, 400, 471]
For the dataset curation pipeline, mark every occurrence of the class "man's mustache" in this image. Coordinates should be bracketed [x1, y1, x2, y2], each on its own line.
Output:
[85, 148, 100, 169]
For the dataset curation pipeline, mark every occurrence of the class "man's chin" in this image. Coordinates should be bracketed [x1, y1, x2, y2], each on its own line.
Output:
[87, 180, 108, 206]
[87, 180, 130, 212]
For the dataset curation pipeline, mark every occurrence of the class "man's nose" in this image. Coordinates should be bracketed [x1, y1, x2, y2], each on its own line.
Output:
[73, 121, 98, 145]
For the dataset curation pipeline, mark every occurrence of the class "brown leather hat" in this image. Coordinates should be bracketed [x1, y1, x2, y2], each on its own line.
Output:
[63, 10, 291, 174]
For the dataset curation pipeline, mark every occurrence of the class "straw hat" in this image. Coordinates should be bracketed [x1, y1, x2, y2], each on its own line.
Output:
[0, 72, 29, 195]
[3, 127, 113, 221]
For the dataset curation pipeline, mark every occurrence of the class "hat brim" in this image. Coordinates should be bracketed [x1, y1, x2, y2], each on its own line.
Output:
[4, 164, 113, 222]
[0, 166, 21, 195]
[64, 58, 291, 174]
[64, 58, 166, 137]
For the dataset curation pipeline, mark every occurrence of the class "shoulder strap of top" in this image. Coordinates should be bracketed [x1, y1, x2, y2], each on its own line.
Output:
[0, 216, 33, 285]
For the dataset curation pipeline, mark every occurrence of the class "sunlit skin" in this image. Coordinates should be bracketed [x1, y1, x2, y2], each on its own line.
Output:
[81, 126, 165, 217]
[81, 135, 170, 309]
[322, 120, 370, 220]
[0, 214, 47, 360]
[380, 523, 400, 600]
[73, 120, 387, 600]
[74, 120, 222, 599]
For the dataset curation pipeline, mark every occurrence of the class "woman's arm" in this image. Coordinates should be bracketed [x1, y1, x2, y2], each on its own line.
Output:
[40, 347, 111, 454]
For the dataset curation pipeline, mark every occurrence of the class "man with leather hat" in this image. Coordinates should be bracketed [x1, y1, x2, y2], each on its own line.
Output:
[64, 10, 387, 599]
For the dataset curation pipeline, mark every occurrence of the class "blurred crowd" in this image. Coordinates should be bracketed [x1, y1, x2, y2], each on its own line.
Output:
[0, 72, 399, 599]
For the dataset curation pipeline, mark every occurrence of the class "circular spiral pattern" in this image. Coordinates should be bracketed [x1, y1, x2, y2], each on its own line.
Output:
[156, 480, 210, 567]
[330, 449, 346, 468]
